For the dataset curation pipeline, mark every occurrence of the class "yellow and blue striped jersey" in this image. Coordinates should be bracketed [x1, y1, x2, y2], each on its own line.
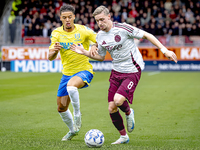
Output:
[49, 24, 96, 76]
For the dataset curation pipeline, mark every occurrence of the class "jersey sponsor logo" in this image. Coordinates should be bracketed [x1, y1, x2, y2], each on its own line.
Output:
[114, 35, 121, 42]
[104, 44, 122, 51]
[60, 42, 73, 50]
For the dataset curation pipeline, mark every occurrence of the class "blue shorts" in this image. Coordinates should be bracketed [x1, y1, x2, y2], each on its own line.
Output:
[57, 71, 93, 97]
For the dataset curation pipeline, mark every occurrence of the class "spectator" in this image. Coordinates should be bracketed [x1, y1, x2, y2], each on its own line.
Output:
[74, 13, 80, 23]
[166, 29, 173, 45]
[164, 0, 172, 12]
[150, 23, 156, 35]
[17, 0, 199, 38]
[143, 23, 151, 33]
[48, 24, 53, 36]
[156, 24, 164, 35]
[185, 8, 195, 23]
[42, 25, 48, 37]
[30, 6, 38, 15]
[129, 6, 138, 18]
[180, 23, 187, 35]
[126, 14, 135, 24]
[191, 24, 198, 35]
[33, 24, 42, 36]
[23, 15, 31, 34]
[40, 6, 47, 15]
[113, 12, 121, 23]
[27, 23, 33, 36]
[173, 0, 183, 7]
[140, 11, 151, 26]
[185, 22, 192, 35]
[89, 18, 95, 30]
[112, 1, 121, 13]
[169, 9, 177, 20]
[172, 22, 179, 35]
[121, 8, 128, 21]
[45, 20, 52, 30]
[31, 18, 36, 32]
[94, 24, 99, 32]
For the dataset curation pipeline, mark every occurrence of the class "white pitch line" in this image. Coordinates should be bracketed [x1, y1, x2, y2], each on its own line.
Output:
[148, 71, 161, 76]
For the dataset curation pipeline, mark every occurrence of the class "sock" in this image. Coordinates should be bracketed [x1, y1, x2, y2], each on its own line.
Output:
[67, 86, 80, 116]
[110, 111, 126, 135]
[119, 129, 126, 136]
[118, 100, 131, 115]
[59, 109, 74, 133]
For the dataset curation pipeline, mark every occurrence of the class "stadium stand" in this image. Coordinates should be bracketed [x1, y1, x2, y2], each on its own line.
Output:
[1, 0, 200, 45]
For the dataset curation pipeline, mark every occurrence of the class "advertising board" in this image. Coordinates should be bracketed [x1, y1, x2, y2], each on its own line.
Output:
[1, 46, 200, 72]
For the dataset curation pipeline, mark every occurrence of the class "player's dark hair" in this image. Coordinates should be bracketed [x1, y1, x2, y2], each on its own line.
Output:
[60, 4, 75, 15]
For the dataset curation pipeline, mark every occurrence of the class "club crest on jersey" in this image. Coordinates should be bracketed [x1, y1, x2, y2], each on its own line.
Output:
[75, 33, 80, 39]
[115, 35, 121, 42]
[74, 33, 81, 41]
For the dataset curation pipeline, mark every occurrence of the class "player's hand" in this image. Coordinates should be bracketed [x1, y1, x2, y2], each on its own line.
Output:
[70, 43, 85, 55]
[164, 50, 178, 63]
[54, 42, 63, 52]
[90, 45, 99, 56]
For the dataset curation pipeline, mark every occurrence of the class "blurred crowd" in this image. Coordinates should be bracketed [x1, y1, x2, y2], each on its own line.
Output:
[11, 0, 200, 38]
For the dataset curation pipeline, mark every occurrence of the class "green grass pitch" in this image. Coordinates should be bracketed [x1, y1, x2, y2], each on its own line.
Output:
[0, 71, 200, 150]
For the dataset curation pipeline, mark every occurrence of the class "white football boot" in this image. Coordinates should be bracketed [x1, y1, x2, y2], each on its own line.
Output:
[74, 115, 81, 132]
[111, 134, 129, 144]
[61, 131, 78, 141]
[126, 108, 135, 132]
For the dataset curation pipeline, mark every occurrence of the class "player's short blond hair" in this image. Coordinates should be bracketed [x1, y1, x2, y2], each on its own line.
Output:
[92, 5, 110, 17]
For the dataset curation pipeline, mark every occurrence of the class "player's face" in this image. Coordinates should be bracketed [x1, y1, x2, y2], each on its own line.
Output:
[60, 11, 75, 31]
[95, 12, 111, 32]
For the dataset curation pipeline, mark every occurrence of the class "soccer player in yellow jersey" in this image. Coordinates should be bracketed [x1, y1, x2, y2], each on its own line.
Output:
[48, 4, 97, 141]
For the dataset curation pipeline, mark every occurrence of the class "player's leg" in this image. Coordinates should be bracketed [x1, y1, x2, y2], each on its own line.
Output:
[67, 71, 93, 132]
[57, 74, 78, 141]
[57, 96, 78, 141]
[108, 101, 129, 144]
[67, 76, 84, 131]
[108, 70, 129, 144]
[114, 93, 135, 133]
[116, 71, 141, 133]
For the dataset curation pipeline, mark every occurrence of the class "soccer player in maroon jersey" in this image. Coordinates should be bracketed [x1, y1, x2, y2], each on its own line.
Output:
[70, 5, 177, 144]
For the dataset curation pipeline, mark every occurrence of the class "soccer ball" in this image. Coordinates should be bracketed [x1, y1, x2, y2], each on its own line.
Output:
[84, 129, 104, 148]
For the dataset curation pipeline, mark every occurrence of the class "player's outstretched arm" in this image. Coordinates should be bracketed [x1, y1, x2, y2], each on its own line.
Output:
[90, 43, 99, 57]
[142, 32, 178, 63]
[48, 42, 63, 61]
[70, 43, 105, 61]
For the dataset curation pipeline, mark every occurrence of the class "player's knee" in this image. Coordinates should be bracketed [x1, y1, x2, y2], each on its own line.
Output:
[113, 95, 124, 106]
[57, 105, 68, 112]
[108, 104, 117, 113]
[67, 86, 77, 95]
[114, 99, 123, 106]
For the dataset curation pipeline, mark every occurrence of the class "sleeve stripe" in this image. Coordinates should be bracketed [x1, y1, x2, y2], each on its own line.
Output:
[114, 23, 134, 33]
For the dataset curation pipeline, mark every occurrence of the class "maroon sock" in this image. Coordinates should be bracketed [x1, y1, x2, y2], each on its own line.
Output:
[119, 128, 126, 136]
[110, 111, 125, 132]
[118, 100, 131, 115]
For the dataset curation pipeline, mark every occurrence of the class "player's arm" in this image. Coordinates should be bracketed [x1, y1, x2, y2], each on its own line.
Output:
[90, 43, 99, 57]
[70, 43, 105, 61]
[48, 42, 63, 61]
[142, 31, 178, 63]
